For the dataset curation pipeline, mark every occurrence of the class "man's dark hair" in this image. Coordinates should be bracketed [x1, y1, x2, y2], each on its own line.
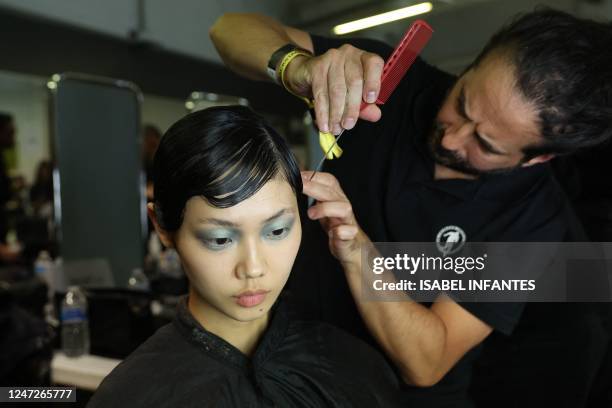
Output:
[153, 105, 302, 231]
[470, 8, 612, 159]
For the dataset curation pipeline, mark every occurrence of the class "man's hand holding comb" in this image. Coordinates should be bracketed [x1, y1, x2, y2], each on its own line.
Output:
[284, 44, 384, 135]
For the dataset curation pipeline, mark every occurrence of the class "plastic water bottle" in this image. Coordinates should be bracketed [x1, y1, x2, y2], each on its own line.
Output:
[34, 250, 54, 302]
[61, 286, 90, 357]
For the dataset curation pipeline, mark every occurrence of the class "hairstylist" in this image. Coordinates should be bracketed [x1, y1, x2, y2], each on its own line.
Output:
[210, 9, 612, 407]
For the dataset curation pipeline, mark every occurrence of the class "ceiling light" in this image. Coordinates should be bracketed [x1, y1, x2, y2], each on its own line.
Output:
[333, 2, 433, 35]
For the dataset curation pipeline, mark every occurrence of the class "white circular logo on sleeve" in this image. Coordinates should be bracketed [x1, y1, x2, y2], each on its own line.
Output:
[436, 225, 466, 256]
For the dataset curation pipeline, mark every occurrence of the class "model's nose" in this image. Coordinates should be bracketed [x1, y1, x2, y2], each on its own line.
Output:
[235, 239, 265, 279]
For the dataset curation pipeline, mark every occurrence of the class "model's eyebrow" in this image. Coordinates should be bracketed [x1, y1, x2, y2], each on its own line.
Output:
[262, 208, 295, 223]
[198, 208, 294, 227]
[456, 85, 506, 156]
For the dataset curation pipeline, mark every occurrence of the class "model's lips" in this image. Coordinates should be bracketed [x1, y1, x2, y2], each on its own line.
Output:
[234, 290, 269, 308]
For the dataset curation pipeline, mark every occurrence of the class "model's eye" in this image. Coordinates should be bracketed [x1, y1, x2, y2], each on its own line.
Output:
[263, 217, 295, 241]
[202, 236, 234, 251]
[214, 237, 231, 245]
[265, 227, 290, 240]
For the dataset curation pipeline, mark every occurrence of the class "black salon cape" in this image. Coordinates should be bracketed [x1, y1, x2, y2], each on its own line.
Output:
[87, 296, 402, 408]
[287, 34, 610, 407]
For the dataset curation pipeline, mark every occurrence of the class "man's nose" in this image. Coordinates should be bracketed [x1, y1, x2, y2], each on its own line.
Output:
[441, 121, 474, 155]
[235, 239, 266, 279]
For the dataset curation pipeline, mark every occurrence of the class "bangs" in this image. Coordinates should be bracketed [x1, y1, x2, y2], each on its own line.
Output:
[153, 105, 302, 231]
[205, 139, 279, 208]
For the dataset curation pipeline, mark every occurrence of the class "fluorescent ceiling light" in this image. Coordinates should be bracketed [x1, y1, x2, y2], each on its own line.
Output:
[333, 2, 433, 35]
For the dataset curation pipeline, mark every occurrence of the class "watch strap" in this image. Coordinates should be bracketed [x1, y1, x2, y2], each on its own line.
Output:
[267, 44, 311, 84]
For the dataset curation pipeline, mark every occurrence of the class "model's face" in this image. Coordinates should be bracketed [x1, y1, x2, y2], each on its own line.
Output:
[432, 53, 549, 176]
[173, 177, 301, 325]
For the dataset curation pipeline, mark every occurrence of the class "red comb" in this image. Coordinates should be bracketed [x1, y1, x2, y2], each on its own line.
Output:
[360, 20, 433, 110]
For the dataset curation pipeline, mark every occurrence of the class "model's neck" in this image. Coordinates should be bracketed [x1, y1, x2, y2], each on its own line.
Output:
[188, 290, 269, 357]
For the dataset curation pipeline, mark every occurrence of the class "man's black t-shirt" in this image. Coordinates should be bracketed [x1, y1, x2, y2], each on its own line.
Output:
[288, 34, 606, 407]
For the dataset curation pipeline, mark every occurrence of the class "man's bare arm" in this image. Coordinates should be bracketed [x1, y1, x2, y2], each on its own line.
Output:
[302, 170, 493, 386]
[210, 12, 383, 134]
[343, 260, 493, 386]
[209, 13, 312, 82]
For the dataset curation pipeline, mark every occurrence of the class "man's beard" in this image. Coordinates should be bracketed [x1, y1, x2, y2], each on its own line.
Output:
[427, 121, 522, 177]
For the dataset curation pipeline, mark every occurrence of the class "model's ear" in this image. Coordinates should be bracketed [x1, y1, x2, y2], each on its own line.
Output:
[147, 202, 175, 248]
[521, 153, 555, 168]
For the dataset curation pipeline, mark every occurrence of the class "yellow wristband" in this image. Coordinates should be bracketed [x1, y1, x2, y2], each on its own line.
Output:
[277, 50, 313, 108]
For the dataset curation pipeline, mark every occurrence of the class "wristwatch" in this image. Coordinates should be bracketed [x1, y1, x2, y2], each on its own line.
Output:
[267, 44, 312, 84]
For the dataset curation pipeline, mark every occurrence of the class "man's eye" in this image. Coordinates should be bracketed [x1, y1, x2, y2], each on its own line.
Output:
[475, 134, 498, 155]
[477, 141, 493, 154]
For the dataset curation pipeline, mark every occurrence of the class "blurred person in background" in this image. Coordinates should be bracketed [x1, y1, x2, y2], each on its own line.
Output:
[0, 113, 15, 222]
[0, 113, 20, 263]
[29, 160, 53, 218]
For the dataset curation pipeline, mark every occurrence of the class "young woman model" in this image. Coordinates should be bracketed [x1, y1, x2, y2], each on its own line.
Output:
[88, 106, 401, 408]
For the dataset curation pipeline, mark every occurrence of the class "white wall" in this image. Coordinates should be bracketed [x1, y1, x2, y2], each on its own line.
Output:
[577, 0, 612, 20]
[0, 0, 137, 38]
[142, 0, 284, 62]
[0, 0, 285, 63]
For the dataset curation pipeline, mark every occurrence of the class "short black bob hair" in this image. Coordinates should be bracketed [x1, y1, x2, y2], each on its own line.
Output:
[152, 105, 302, 231]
